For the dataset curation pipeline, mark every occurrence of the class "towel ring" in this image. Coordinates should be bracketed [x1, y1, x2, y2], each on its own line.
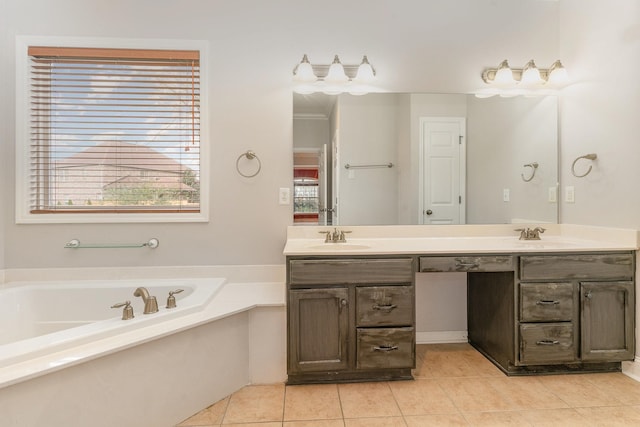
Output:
[236, 150, 262, 178]
[521, 162, 539, 182]
[571, 153, 597, 178]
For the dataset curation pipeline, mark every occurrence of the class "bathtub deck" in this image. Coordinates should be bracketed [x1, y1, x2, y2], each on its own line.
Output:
[0, 280, 285, 389]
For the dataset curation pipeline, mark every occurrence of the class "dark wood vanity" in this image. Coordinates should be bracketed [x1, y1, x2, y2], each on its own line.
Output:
[286, 250, 636, 384]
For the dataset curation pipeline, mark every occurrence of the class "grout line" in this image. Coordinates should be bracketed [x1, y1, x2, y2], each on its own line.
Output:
[281, 384, 287, 423]
[218, 392, 232, 425]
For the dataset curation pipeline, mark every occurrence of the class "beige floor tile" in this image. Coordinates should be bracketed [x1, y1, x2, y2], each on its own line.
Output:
[284, 384, 343, 421]
[583, 373, 640, 405]
[536, 374, 623, 408]
[404, 413, 469, 426]
[223, 384, 285, 424]
[177, 397, 229, 426]
[458, 349, 504, 377]
[437, 377, 512, 412]
[284, 420, 345, 427]
[338, 382, 401, 418]
[414, 350, 478, 378]
[462, 410, 533, 426]
[344, 417, 406, 426]
[519, 408, 595, 427]
[574, 406, 640, 426]
[486, 376, 568, 410]
[389, 378, 457, 415]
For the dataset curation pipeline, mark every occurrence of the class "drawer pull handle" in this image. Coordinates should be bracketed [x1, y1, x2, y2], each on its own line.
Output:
[536, 340, 560, 346]
[456, 262, 479, 269]
[373, 345, 399, 352]
[536, 300, 560, 306]
[372, 303, 397, 312]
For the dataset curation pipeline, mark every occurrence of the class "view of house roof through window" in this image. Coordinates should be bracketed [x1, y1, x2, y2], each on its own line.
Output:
[28, 46, 200, 214]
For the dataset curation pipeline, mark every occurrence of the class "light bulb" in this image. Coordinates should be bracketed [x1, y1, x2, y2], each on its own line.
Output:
[293, 54, 317, 84]
[324, 55, 349, 85]
[354, 55, 375, 84]
[493, 60, 516, 87]
[547, 60, 569, 86]
[520, 60, 544, 87]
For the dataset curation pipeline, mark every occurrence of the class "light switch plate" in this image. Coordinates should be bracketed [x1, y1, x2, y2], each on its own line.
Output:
[279, 187, 290, 205]
[548, 187, 557, 203]
[503, 188, 510, 202]
[565, 186, 575, 203]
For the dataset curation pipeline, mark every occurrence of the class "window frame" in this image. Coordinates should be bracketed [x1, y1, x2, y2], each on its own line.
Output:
[15, 35, 209, 224]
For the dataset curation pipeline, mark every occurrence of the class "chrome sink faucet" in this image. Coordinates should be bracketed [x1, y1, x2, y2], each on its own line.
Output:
[319, 228, 352, 243]
[515, 227, 546, 240]
[133, 287, 159, 314]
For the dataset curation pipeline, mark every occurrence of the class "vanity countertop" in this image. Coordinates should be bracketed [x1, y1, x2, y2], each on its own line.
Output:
[283, 224, 639, 256]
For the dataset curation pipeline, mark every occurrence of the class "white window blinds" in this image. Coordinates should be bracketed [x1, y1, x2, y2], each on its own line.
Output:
[28, 46, 200, 214]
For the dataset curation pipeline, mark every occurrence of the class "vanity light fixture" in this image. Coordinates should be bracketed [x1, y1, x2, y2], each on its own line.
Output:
[479, 59, 569, 97]
[292, 54, 377, 95]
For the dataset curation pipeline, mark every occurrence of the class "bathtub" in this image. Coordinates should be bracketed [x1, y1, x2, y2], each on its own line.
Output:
[0, 275, 286, 427]
[0, 278, 225, 380]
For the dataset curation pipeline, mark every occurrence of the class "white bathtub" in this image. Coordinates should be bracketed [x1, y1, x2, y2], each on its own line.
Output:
[0, 278, 225, 376]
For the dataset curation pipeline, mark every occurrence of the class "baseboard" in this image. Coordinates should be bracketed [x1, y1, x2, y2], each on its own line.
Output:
[622, 358, 640, 382]
[416, 331, 468, 344]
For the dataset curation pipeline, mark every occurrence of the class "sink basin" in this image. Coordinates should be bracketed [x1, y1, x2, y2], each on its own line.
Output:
[306, 244, 371, 251]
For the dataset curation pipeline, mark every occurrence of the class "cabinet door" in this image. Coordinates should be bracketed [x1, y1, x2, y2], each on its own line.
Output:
[288, 288, 350, 373]
[581, 281, 635, 362]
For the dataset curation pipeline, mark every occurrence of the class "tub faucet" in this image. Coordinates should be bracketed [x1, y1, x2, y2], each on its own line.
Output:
[133, 287, 159, 314]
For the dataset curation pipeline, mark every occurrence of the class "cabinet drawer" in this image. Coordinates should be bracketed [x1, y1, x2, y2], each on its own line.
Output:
[520, 283, 574, 322]
[356, 286, 413, 327]
[289, 258, 414, 285]
[519, 323, 576, 364]
[419, 256, 514, 272]
[357, 327, 415, 369]
[520, 253, 634, 281]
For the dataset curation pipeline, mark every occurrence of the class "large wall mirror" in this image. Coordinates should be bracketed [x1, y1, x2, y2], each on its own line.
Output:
[293, 92, 558, 226]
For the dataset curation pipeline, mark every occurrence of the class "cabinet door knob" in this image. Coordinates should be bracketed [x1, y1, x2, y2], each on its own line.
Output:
[425, 209, 433, 215]
[585, 291, 593, 299]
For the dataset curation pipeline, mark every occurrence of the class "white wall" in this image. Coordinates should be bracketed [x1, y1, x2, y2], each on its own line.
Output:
[467, 96, 558, 224]
[1, 0, 560, 269]
[558, 0, 640, 229]
[293, 119, 329, 151]
[338, 94, 400, 225]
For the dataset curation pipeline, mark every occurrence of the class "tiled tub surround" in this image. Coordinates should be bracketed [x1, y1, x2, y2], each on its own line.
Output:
[0, 266, 286, 427]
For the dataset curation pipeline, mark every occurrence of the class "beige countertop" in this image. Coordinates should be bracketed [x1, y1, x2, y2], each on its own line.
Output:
[283, 224, 639, 256]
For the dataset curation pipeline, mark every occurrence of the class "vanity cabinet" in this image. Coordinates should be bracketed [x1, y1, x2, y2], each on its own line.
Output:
[514, 253, 635, 372]
[286, 246, 635, 381]
[286, 257, 415, 384]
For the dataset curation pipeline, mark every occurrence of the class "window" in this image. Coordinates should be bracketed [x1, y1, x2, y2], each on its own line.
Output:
[16, 37, 208, 223]
[293, 162, 320, 224]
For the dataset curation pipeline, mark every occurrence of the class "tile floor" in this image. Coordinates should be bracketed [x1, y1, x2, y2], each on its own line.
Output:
[177, 343, 640, 426]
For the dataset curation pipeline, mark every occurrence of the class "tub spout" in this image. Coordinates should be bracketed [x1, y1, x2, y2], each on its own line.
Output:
[133, 287, 159, 314]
